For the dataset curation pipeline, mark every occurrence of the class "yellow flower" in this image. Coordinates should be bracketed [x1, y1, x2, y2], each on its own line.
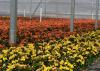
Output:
[6, 69, 11, 71]
[0, 54, 3, 59]
[76, 59, 85, 65]
[12, 60, 16, 64]
[60, 60, 64, 65]
[7, 65, 15, 70]
[67, 51, 71, 54]
[91, 51, 97, 55]
[85, 51, 89, 55]
[73, 54, 77, 58]
[0, 60, 2, 63]
[3, 57, 7, 61]
[18, 51, 23, 55]
[78, 55, 84, 60]
[64, 66, 70, 70]
[59, 65, 63, 70]
[42, 64, 47, 71]
[69, 69, 73, 71]
[47, 66, 52, 70]
[67, 62, 74, 69]
[15, 63, 27, 68]
[9, 51, 14, 55]
[81, 61, 85, 65]
[82, 48, 86, 51]
[67, 48, 72, 51]
[28, 44, 34, 49]
[2, 50, 8, 54]
[9, 54, 16, 60]
[93, 49, 98, 53]
[87, 47, 91, 50]
[73, 45, 79, 50]
[20, 56, 26, 61]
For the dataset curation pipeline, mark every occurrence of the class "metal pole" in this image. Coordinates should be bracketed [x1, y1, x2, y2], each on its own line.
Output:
[40, 7, 42, 23]
[70, 0, 75, 32]
[45, 0, 46, 17]
[30, 0, 32, 19]
[91, 0, 94, 19]
[40, 0, 42, 23]
[9, 0, 17, 45]
[95, 0, 99, 30]
[24, 9, 26, 17]
[56, 2, 58, 18]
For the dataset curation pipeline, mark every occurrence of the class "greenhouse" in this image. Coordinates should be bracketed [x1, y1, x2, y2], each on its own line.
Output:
[0, 0, 100, 71]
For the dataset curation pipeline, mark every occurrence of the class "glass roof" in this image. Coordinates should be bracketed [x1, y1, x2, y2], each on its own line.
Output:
[0, 0, 99, 18]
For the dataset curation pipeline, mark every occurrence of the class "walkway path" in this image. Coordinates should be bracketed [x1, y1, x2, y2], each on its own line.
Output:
[85, 57, 100, 71]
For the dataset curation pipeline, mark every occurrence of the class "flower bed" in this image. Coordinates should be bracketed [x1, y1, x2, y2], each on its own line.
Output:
[0, 16, 99, 47]
[0, 30, 100, 71]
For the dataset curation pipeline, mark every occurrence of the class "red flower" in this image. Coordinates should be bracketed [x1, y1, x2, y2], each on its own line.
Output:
[0, 44, 4, 48]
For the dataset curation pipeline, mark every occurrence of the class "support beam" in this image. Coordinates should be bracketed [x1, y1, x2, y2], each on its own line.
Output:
[40, 0, 43, 23]
[9, 0, 17, 45]
[30, 0, 32, 19]
[45, 0, 46, 17]
[40, 7, 42, 23]
[70, 0, 75, 32]
[95, 0, 99, 30]
[24, 9, 26, 17]
[91, 0, 94, 19]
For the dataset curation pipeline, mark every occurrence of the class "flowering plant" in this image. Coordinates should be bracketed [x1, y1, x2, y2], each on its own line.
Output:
[0, 31, 100, 71]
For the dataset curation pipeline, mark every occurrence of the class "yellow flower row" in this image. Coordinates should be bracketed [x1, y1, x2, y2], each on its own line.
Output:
[0, 30, 100, 71]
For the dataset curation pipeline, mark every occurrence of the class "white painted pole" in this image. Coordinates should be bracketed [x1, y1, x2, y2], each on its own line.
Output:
[70, 0, 75, 32]
[92, 13, 94, 19]
[40, 7, 42, 23]
[30, 0, 32, 19]
[91, 0, 94, 19]
[24, 9, 26, 17]
[9, 0, 17, 45]
[45, 0, 46, 17]
[95, 0, 99, 30]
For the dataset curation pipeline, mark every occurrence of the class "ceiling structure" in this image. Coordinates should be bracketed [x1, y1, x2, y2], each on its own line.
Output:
[0, 0, 99, 18]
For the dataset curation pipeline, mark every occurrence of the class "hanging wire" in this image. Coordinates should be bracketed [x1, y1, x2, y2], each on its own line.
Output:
[32, 0, 42, 15]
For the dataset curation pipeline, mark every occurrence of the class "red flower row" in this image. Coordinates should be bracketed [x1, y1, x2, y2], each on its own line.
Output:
[0, 16, 99, 47]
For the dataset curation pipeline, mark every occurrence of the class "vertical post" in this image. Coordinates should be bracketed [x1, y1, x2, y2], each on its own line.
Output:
[30, 0, 32, 19]
[40, 7, 42, 23]
[91, 0, 94, 19]
[92, 13, 94, 19]
[9, 0, 17, 45]
[95, 0, 99, 30]
[24, 9, 26, 17]
[45, 0, 46, 17]
[40, 0, 42, 23]
[56, 2, 58, 18]
[70, 0, 75, 32]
